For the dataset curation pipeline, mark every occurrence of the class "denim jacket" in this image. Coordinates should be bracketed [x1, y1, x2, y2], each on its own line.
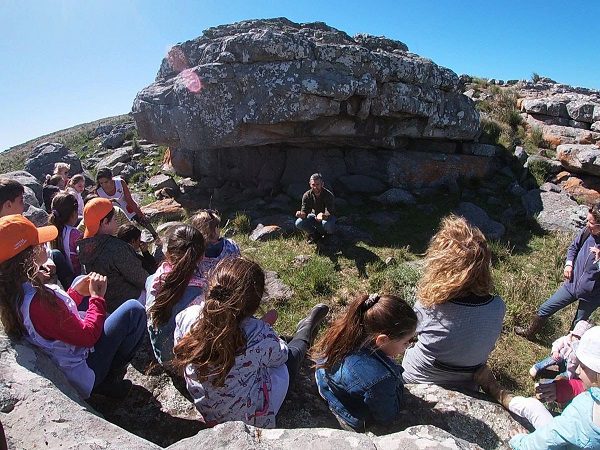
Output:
[315, 347, 404, 430]
[565, 228, 600, 302]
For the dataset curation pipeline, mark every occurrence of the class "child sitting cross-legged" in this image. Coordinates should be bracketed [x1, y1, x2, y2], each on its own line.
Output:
[172, 257, 329, 428]
[0, 215, 146, 399]
[189, 209, 241, 278]
[509, 326, 600, 449]
[529, 319, 592, 381]
[312, 293, 418, 431]
[145, 224, 206, 365]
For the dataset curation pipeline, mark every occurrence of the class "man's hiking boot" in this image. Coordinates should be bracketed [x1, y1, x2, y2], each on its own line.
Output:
[515, 315, 547, 341]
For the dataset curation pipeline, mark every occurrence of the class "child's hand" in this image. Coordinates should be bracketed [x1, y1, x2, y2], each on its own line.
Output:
[261, 309, 278, 325]
[551, 351, 560, 360]
[535, 381, 557, 402]
[72, 275, 91, 296]
[590, 246, 600, 262]
[88, 273, 108, 298]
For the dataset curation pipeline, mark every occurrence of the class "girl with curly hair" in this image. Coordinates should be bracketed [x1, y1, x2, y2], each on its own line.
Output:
[172, 257, 329, 428]
[401, 214, 506, 389]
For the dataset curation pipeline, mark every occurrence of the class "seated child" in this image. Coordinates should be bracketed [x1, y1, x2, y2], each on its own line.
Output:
[530, 320, 593, 380]
[117, 223, 159, 275]
[66, 174, 86, 219]
[53, 162, 71, 185]
[95, 168, 157, 238]
[172, 257, 329, 428]
[145, 224, 206, 364]
[510, 326, 600, 449]
[189, 209, 241, 277]
[313, 293, 417, 431]
[77, 198, 149, 312]
[0, 214, 146, 399]
[49, 193, 83, 288]
[43, 175, 66, 213]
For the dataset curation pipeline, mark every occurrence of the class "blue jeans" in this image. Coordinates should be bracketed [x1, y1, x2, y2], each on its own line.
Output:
[532, 355, 568, 379]
[295, 214, 336, 237]
[537, 285, 599, 328]
[50, 249, 74, 290]
[86, 300, 146, 388]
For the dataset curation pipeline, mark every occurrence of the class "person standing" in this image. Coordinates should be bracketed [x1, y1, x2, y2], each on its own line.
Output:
[294, 173, 336, 243]
[516, 203, 600, 340]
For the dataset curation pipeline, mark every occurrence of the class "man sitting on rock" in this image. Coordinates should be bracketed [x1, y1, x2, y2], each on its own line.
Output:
[295, 173, 336, 243]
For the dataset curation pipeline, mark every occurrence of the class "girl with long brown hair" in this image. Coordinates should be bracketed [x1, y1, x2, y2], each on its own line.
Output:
[48, 192, 83, 287]
[313, 293, 417, 431]
[0, 214, 146, 399]
[401, 214, 505, 389]
[145, 224, 206, 364]
[172, 257, 329, 428]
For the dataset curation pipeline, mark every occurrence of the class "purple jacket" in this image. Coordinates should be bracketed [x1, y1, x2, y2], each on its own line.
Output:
[564, 228, 600, 302]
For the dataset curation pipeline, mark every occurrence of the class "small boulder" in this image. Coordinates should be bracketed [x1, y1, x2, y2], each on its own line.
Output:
[96, 147, 132, 170]
[522, 189, 587, 232]
[101, 122, 136, 149]
[148, 174, 179, 191]
[557, 144, 600, 176]
[250, 224, 283, 241]
[23, 204, 49, 227]
[1, 170, 43, 204]
[376, 188, 416, 206]
[455, 202, 505, 240]
[263, 271, 293, 302]
[141, 198, 185, 222]
[514, 146, 528, 165]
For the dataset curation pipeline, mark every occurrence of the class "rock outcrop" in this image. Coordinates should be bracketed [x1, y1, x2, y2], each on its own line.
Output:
[132, 19, 492, 203]
[2, 331, 520, 449]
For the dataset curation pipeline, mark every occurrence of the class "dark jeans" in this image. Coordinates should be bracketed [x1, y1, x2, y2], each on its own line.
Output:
[295, 214, 336, 237]
[50, 249, 74, 289]
[86, 300, 146, 388]
[284, 326, 312, 389]
[537, 285, 600, 328]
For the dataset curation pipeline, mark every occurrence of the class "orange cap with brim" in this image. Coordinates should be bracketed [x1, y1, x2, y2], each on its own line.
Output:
[83, 198, 114, 238]
[0, 214, 58, 264]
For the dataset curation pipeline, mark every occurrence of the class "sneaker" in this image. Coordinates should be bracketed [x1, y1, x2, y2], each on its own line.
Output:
[529, 365, 538, 379]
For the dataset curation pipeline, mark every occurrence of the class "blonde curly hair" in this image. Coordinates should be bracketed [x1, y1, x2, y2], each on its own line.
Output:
[417, 214, 492, 308]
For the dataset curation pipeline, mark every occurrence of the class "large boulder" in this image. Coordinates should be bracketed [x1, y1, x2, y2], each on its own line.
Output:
[101, 122, 136, 149]
[132, 19, 482, 190]
[2, 331, 502, 449]
[96, 146, 133, 170]
[169, 422, 481, 449]
[24, 143, 83, 182]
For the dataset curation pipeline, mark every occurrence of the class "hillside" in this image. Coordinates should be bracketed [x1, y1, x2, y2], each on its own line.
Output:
[0, 114, 131, 173]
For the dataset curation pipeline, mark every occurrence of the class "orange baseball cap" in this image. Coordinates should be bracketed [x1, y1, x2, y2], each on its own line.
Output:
[0, 214, 58, 264]
[83, 198, 114, 238]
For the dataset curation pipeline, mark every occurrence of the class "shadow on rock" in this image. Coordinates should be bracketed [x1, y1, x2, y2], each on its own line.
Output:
[88, 384, 204, 447]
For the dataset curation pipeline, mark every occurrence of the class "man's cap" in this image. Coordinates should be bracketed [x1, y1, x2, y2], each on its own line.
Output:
[0, 214, 57, 263]
[83, 198, 114, 238]
[576, 326, 600, 373]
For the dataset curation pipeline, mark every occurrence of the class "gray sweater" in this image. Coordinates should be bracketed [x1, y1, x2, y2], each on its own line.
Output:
[402, 294, 505, 389]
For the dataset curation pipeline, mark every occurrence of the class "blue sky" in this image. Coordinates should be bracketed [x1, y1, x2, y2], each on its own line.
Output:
[1, 0, 598, 151]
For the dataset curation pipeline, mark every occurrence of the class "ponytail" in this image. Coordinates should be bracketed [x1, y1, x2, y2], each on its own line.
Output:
[148, 225, 206, 328]
[313, 293, 417, 370]
[48, 193, 78, 254]
[172, 257, 265, 386]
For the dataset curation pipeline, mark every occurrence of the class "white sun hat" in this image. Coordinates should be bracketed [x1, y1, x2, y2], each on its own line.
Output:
[576, 326, 600, 373]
